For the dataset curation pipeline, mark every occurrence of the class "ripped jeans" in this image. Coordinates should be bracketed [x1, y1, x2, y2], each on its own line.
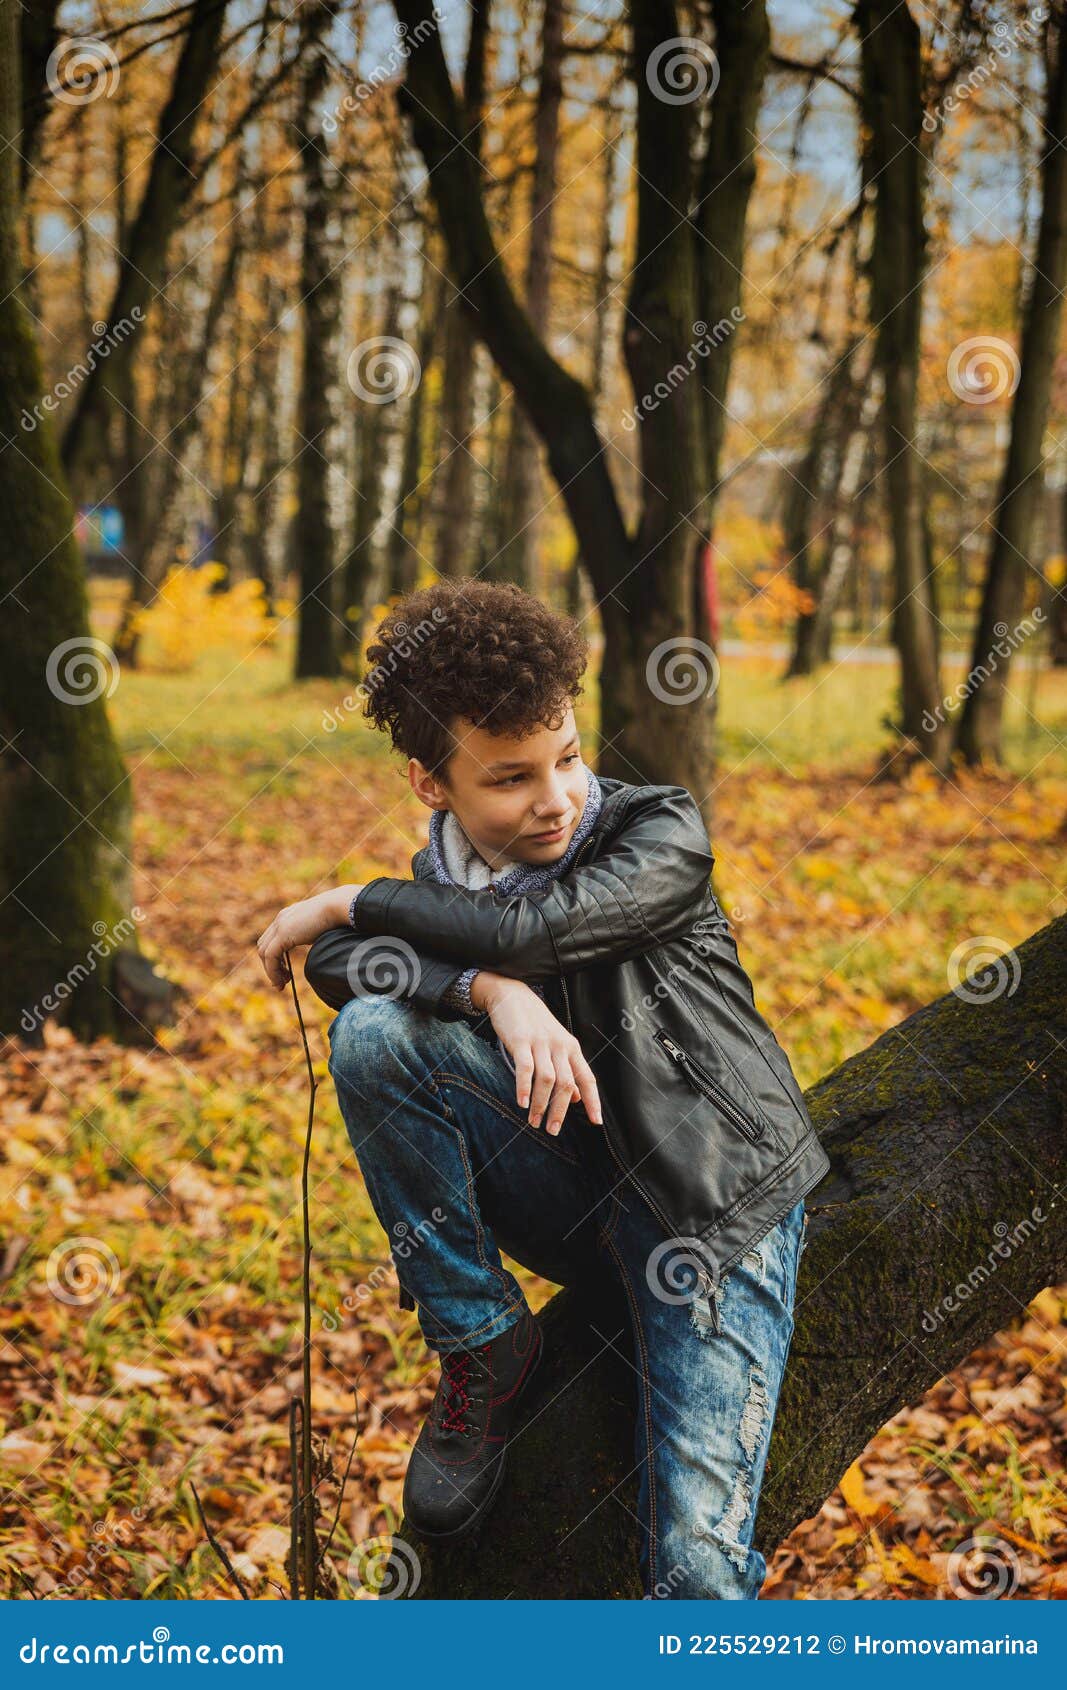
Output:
[328, 994, 807, 1600]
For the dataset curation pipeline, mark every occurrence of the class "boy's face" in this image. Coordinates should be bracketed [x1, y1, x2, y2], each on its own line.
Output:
[410, 704, 587, 870]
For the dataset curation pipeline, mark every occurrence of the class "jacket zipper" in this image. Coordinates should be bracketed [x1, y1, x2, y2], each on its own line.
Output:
[653, 1029, 765, 1145]
[552, 828, 718, 1287]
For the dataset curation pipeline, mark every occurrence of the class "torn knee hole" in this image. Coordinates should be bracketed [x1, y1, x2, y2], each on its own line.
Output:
[688, 1279, 724, 1340]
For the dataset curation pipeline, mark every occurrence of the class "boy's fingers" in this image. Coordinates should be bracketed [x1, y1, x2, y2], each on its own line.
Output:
[545, 1057, 575, 1134]
[512, 1048, 534, 1110]
[572, 1053, 602, 1124]
[528, 1041, 557, 1126]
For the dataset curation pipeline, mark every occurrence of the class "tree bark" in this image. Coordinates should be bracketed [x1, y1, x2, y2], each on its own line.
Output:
[856, 0, 948, 767]
[956, 5, 1067, 763]
[17, 0, 60, 195]
[0, 0, 133, 1042]
[398, 913, 1067, 1597]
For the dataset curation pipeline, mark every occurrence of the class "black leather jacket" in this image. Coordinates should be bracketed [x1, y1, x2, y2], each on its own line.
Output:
[304, 775, 829, 1284]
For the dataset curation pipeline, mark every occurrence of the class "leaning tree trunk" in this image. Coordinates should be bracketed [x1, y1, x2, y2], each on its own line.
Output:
[856, 0, 948, 768]
[398, 914, 1067, 1596]
[0, 0, 132, 1041]
[956, 5, 1067, 763]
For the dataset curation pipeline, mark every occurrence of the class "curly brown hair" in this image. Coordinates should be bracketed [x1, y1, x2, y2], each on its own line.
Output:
[360, 580, 589, 779]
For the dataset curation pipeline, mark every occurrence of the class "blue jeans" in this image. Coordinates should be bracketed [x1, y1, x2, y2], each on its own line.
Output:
[327, 993, 807, 1600]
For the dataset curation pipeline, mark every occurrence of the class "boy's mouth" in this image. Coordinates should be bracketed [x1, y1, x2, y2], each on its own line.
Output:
[527, 820, 571, 844]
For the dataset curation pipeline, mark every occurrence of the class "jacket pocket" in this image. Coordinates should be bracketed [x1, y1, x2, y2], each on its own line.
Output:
[652, 1028, 766, 1145]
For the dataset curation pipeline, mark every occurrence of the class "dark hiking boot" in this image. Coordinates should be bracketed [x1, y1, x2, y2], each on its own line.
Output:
[402, 1306, 543, 1541]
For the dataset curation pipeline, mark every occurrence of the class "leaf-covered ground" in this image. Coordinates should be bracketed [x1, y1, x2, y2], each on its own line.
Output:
[1, 631, 1065, 1598]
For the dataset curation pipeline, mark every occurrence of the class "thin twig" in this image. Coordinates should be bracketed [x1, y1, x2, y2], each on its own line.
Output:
[316, 1370, 369, 1572]
[286, 949, 319, 1599]
[190, 1481, 250, 1599]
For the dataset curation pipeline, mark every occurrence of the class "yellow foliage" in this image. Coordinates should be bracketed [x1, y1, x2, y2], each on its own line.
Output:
[134, 563, 277, 672]
[839, 1460, 880, 1519]
[891, 1541, 941, 1587]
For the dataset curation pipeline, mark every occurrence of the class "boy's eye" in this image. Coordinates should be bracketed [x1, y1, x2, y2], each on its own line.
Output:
[495, 752, 580, 788]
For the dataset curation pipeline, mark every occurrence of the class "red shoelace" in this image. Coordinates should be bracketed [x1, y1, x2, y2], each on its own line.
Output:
[438, 1348, 486, 1435]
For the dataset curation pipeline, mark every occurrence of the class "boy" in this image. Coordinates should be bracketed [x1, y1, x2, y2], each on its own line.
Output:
[256, 580, 829, 1599]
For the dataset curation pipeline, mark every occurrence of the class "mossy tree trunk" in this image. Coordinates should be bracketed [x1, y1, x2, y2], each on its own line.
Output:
[399, 914, 1067, 1597]
[0, 0, 133, 1042]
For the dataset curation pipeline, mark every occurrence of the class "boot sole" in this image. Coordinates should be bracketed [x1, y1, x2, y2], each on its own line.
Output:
[405, 1324, 544, 1544]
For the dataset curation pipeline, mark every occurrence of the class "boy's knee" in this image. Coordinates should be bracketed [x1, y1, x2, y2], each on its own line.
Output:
[327, 994, 423, 1089]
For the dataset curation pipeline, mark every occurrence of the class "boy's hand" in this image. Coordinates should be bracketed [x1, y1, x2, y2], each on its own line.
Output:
[470, 974, 602, 1135]
[256, 885, 362, 988]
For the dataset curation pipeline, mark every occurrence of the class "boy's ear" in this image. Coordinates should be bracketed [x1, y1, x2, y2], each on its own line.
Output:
[408, 758, 449, 812]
